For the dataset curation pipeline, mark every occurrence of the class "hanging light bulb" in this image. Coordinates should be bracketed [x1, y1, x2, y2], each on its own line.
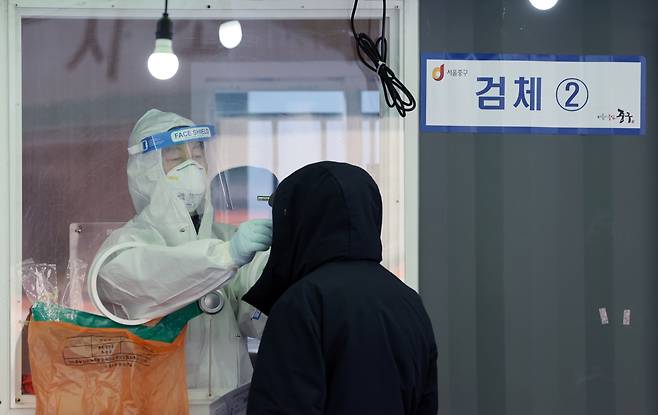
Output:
[148, 0, 179, 80]
[148, 39, 179, 80]
[529, 0, 558, 10]
[218, 20, 243, 49]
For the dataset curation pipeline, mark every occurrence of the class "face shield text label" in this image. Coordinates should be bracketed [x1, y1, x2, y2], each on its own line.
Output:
[170, 127, 212, 143]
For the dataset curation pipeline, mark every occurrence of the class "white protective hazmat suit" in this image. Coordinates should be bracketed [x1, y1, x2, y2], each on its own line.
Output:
[90, 109, 269, 395]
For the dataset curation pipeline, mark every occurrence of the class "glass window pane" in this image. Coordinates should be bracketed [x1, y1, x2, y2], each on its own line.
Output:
[19, 16, 403, 398]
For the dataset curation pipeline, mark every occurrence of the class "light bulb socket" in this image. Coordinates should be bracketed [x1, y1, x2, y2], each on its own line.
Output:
[156, 13, 173, 39]
[152, 38, 174, 53]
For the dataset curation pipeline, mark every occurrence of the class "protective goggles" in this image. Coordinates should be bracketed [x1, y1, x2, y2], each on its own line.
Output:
[128, 125, 217, 155]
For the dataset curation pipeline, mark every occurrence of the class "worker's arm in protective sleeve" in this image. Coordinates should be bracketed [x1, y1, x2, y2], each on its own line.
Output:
[247, 287, 325, 415]
[97, 219, 272, 321]
[225, 250, 270, 339]
[97, 239, 239, 320]
[417, 342, 439, 414]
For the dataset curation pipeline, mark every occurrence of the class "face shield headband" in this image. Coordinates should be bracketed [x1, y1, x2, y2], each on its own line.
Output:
[127, 125, 217, 155]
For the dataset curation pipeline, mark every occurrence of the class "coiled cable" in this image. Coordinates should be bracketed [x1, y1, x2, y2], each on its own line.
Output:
[350, 0, 416, 117]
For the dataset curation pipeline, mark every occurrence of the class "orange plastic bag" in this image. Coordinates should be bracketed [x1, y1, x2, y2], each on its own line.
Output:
[28, 302, 201, 415]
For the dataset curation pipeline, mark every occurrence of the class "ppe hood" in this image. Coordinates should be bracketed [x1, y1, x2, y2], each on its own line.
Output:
[127, 108, 196, 214]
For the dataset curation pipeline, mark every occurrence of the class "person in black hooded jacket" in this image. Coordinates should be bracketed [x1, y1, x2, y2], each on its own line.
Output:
[243, 161, 438, 415]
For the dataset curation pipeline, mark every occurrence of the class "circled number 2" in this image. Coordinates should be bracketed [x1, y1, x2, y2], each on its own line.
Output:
[556, 78, 589, 112]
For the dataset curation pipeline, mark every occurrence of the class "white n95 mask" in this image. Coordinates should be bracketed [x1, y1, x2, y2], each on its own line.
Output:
[165, 159, 207, 213]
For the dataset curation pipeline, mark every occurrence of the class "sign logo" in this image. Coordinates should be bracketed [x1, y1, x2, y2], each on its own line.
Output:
[432, 64, 445, 81]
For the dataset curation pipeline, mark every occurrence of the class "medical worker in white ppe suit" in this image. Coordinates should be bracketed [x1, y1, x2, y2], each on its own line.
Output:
[89, 109, 271, 395]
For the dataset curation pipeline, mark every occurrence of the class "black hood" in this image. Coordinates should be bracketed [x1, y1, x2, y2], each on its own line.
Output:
[242, 161, 383, 314]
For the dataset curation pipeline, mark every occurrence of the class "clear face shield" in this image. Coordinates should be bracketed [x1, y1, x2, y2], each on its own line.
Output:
[129, 124, 217, 214]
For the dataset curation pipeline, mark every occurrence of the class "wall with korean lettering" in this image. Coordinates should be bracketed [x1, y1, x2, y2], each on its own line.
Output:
[417, 1, 658, 415]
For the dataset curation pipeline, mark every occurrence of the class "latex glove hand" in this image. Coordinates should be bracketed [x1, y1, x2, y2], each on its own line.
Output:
[229, 219, 273, 266]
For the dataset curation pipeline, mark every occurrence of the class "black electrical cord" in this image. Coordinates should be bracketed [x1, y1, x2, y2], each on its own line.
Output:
[351, 0, 416, 117]
[157, 0, 172, 39]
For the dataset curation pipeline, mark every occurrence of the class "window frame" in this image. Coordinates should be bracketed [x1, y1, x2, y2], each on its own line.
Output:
[0, 0, 419, 411]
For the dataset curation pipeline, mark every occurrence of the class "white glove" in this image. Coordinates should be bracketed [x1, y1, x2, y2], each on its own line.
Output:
[229, 219, 273, 266]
